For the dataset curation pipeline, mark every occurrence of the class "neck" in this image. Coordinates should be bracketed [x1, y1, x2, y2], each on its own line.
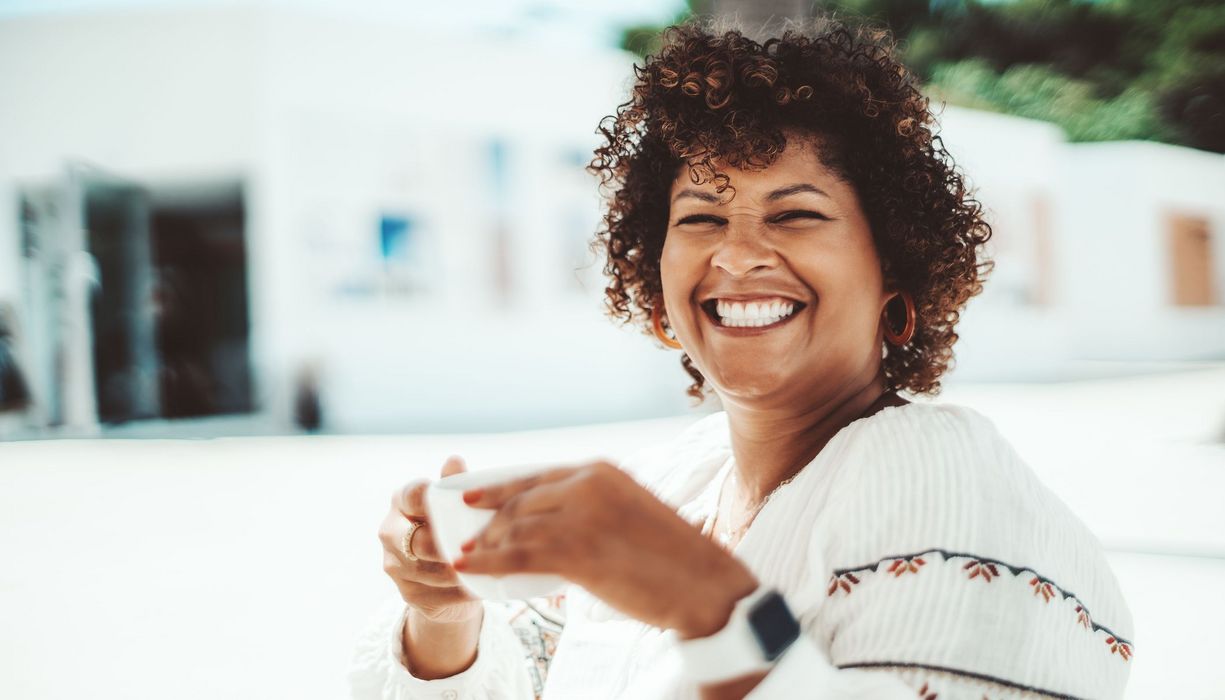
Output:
[720, 371, 899, 505]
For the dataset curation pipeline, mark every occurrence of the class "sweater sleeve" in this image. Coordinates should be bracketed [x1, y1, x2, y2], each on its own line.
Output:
[789, 403, 1134, 699]
[347, 597, 536, 700]
[696, 403, 1133, 699]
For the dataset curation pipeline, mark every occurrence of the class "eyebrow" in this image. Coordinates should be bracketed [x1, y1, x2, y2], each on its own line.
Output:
[671, 188, 721, 204]
[671, 183, 830, 205]
[764, 183, 830, 201]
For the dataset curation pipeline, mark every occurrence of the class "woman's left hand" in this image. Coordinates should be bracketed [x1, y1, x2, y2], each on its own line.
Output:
[454, 461, 758, 638]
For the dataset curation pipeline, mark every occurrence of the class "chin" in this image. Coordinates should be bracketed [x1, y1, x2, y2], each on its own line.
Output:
[708, 367, 792, 402]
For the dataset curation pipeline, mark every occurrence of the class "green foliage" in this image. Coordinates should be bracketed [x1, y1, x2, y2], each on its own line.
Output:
[910, 0, 1225, 152]
[929, 59, 1175, 143]
[618, 1, 696, 58]
[618, 0, 1225, 153]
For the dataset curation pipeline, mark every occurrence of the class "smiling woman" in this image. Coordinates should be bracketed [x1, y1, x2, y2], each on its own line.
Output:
[350, 15, 1134, 700]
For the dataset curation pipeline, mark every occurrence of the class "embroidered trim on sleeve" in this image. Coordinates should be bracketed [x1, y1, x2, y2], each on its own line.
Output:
[843, 661, 1085, 699]
[825, 547, 1133, 662]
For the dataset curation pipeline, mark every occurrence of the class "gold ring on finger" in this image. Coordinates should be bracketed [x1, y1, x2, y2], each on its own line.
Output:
[401, 519, 424, 562]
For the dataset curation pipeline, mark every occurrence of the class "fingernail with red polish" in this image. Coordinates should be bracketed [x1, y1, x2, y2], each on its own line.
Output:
[460, 539, 475, 553]
[462, 489, 483, 504]
[453, 556, 468, 571]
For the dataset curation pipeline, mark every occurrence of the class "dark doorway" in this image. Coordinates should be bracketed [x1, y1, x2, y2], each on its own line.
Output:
[83, 178, 252, 424]
[20, 172, 253, 429]
[148, 183, 253, 419]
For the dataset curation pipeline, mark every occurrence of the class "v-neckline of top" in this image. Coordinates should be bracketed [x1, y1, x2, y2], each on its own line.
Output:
[695, 401, 916, 554]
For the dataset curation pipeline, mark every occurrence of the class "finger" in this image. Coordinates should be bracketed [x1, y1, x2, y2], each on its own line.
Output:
[462, 466, 579, 510]
[392, 480, 430, 519]
[389, 575, 478, 611]
[382, 549, 461, 587]
[467, 490, 566, 551]
[455, 544, 556, 577]
[393, 456, 466, 519]
[440, 455, 467, 478]
[379, 513, 448, 564]
[468, 511, 556, 553]
[404, 521, 448, 563]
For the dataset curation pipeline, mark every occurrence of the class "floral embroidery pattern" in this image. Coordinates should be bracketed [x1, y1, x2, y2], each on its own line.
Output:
[963, 559, 1001, 582]
[1106, 636, 1133, 661]
[889, 555, 927, 577]
[825, 547, 1133, 663]
[502, 594, 567, 699]
[827, 571, 861, 595]
[1075, 604, 1091, 630]
[1030, 576, 1057, 603]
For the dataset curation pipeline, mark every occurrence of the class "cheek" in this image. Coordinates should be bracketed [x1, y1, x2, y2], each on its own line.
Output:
[793, 241, 884, 318]
[659, 236, 696, 301]
[659, 237, 676, 291]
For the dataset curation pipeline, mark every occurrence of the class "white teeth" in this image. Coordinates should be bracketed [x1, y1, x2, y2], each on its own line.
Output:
[712, 298, 798, 327]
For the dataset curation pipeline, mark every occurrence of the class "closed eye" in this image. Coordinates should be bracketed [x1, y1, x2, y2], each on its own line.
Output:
[676, 214, 726, 226]
[771, 210, 829, 223]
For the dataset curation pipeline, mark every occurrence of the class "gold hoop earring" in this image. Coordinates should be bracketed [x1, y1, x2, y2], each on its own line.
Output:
[651, 306, 683, 350]
[883, 291, 916, 346]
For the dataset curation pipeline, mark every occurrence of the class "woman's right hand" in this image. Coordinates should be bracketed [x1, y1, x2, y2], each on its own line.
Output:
[378, 455, 483, 626]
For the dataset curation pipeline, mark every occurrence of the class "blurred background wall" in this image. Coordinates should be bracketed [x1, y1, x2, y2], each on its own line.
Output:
[0, 1, 693, 435]
[0, 0, 1222, 438]
[1, 2, 1223, 699]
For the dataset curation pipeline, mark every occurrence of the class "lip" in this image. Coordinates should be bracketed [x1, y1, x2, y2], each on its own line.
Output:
[699, 293, 805, 304]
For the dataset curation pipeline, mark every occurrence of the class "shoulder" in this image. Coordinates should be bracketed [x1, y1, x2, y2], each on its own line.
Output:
[830, 401, 1127, 608]
[833, 401, 1061, 523]
[830, 402, 1102, 570]
[815, 401, 1135, 696]
[822, 402, 1039, 560]
[845, 400, 1010, 468]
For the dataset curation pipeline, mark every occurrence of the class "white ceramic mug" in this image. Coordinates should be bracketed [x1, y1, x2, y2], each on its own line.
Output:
[425, 462, 568, 601]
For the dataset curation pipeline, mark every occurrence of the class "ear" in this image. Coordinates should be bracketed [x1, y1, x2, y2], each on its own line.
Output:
[879, 278, 901, 314]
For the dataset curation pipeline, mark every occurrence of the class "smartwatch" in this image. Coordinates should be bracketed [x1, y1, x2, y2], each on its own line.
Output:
[676, 586, 802, 685]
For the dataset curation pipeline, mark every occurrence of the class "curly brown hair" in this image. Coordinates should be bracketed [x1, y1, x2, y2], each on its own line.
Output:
[588, 16, 993, 402]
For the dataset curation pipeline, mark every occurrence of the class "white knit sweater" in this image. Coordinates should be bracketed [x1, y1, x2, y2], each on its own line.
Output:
[349, 402, 1135, 699]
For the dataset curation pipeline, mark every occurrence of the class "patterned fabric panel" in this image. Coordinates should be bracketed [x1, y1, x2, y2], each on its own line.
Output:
[496, 594, 568, 699]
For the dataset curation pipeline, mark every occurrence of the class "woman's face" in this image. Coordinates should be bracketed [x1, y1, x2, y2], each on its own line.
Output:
[660, 134, 893, 405]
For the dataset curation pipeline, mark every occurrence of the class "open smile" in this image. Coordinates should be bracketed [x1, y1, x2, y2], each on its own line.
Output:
[699, 298, 809, 335]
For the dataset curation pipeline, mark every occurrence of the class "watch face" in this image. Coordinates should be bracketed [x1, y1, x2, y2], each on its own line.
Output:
[747, 591, 801, 661]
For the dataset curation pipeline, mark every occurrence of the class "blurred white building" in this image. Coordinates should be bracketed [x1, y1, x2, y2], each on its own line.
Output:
[938, 108, 1225, 380]
[0, 4, 696, 435]
[0, 4, 1222, 436]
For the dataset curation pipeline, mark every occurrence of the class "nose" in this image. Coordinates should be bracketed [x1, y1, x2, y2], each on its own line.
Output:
[710, 220, 778, 277]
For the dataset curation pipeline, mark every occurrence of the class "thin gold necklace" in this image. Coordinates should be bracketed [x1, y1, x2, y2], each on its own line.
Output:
[712, 390, 896, 548]
[714, 466, 797, 548]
